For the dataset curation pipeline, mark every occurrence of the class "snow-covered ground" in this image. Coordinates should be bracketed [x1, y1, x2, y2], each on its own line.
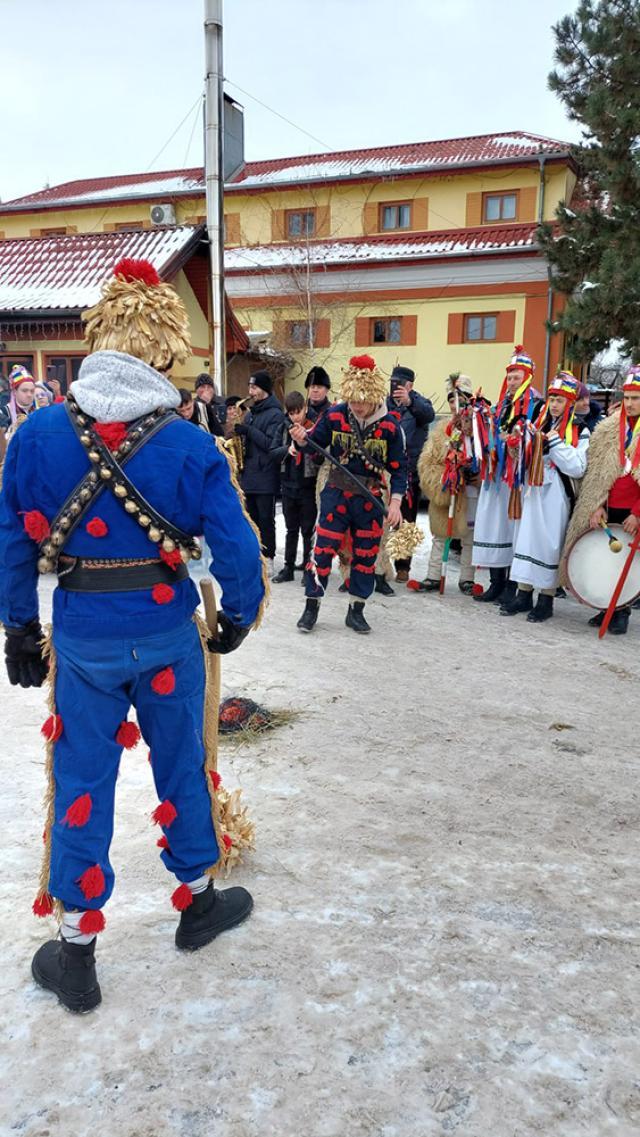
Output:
[2, 509, 639, 1137]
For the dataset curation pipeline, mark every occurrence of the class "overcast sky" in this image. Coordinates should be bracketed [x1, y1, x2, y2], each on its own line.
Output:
[0, 0, 579, 204]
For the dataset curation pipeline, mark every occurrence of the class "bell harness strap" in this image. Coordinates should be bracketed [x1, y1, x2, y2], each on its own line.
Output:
[37, 398, 201, 574]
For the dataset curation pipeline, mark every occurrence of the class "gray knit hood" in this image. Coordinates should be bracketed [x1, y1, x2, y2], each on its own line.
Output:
[70, 350, 181, 423]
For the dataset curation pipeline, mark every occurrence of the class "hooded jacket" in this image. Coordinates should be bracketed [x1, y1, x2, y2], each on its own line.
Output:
[238, 393, 286, 495]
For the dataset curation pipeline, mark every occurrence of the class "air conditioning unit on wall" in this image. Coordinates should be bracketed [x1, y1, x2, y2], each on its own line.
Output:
[150, 203, 176, 226]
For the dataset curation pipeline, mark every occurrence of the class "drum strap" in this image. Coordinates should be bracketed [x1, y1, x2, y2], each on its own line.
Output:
[557, 470, 576, 515]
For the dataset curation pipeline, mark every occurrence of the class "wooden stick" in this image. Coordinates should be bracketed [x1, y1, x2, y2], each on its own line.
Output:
[200, 577, 218, 637]
[599, 527, 640, 638]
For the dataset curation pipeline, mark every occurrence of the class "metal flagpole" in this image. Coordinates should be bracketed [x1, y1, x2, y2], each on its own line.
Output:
[204, 0, 226, 395]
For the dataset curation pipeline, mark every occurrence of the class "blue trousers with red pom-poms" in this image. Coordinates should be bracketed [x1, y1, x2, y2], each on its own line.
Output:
[47, 619, 219, 912]
[305, 486, 383, 600]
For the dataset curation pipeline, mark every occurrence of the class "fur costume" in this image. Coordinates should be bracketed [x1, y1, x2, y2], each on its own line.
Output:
[560, 409, 640, 581]
[418, 421, 470, 540]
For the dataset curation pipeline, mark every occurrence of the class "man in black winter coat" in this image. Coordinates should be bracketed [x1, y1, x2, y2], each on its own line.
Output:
[235, 370, 285, 570]
[386, 365, 435, 580]
[305, 365, 333, 423]
[271, 390, 318, 583]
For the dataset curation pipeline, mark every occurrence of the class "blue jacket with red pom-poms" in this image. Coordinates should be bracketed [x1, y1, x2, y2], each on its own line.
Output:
[307, 400, 408, 497]
[0, 382, 264, 638]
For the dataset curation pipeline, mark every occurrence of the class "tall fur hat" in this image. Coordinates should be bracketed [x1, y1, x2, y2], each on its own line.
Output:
[82, 258, 191, 371]
[340, 354, 387, 404]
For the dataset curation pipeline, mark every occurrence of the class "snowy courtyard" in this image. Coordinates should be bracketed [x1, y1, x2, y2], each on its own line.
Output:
[2, 515, 639, 1137]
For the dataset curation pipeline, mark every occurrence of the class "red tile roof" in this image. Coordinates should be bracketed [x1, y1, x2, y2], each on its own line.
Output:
[0, 131, 570, 211]
[0, 225, 203, 311]
[225, 222, 540, 272]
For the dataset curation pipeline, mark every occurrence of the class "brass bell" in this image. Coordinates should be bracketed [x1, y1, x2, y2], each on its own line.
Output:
[42, 542, 54, 557]
[69, 502, 81, 516]
[190, 545, 202, 561]
[50, 532, 64, 547]
[138, 514, 150, 527]
[124, 500, 138, 514]
[80, 433, 91, 447]
[162, 537, 176, 553]
[79, 487, 92, 502]
[38, 557, 54, 574]
[121, 440, 132, 451]
[100, 467, 112, 480]
[59, 515, 71, 530]
[88, 472, 98, 484]
[148, 527, 161, 543]
[114, 484, 127, 498]
[76, 414, 87, 426]
[88, 450, 100, 463]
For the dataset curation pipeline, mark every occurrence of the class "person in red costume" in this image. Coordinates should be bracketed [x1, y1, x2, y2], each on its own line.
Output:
[561, 366, 640, 634]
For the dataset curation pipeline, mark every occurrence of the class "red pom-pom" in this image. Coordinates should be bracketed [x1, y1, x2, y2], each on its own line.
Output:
[41, 714, 63, 743]
[62, 793, 92, 828]
[336, 504, 347, 515]
[152, 584, 175, 605]
[209, 770, 222, 790]
[94, 421, 128, 451]
[171, 883, 193, 911]
[113, 258, 160, 287]
[77, 864, 106, 900]
[33, 892, 54, 917]
[157, 835, 170, 850]
[78, 909, 106, 935]
[116, 720, 141, 749]
[23, 510, 50, 542]
[472, 583, 484, 597]
[349, 354, 375, 371]
[151, 666, 175, 696]
[222, 834, 233, 849]
[152, 799, 177, 827]
[406, 579, 422, 591]
[326, 513, 334, 522]
[159, 546, 182, 571]
[374, 429, 382, 439]
[513, 344, 524, 354]
[364, 502, 373, 512]
[389, 461, 400, 469]
[86, 517, 108, 537]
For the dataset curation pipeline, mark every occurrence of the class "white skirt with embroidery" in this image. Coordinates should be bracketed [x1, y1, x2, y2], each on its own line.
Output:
[472, 480, 516, 568]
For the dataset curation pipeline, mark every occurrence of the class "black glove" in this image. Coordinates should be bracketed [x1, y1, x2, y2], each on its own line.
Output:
[234, 423, 248, 437]
[4, 619, 48, 688]
[207, 613, 250, 655]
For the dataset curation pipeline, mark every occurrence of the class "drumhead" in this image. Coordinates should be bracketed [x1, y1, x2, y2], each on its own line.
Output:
[566, 525, 640, 610]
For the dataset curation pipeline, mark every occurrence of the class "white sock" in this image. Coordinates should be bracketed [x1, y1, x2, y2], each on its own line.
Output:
[186, 875, 210, 895]
[61, 909, 96, 946]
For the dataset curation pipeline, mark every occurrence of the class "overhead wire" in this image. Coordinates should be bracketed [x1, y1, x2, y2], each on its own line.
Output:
[224, 79, 334, 152]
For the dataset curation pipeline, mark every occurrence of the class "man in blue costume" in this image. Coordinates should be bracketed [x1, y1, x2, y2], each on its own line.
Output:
[0, 258, 265, 1012]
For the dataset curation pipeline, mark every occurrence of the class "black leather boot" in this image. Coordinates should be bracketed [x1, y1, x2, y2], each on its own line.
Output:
[608, 606, 630, 635]
[417, 578, 440, 592]
[175, 883, 253, 951]
[374, 574, 395, 596]
[345, 601, 371, 634]
[498, 578, 517, 606]
[500, 588, 533, 616]
[588, 610, 605, 627]
[297, 598, 319, 632]
[527, 593, 554, 622]
[31, 937, 101, 1013]
[272, 565, 294, 583]
[474, 567, 506, 603]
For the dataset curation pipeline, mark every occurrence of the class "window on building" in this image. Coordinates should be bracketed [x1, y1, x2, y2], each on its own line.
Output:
[380, 203, 412, 231]
[483, 193, 518, 223]
[287, 321, 315, 347]
[114, 222, 142, 232]
[464, 314, 498, 342]
[41, 227, 70, 237]
[286, 209, 316, 239]
[43, 354, 86, 394]
[372, 317, 403, 344]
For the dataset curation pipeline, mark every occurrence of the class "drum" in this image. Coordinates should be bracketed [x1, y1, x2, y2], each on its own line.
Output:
[565, 525, 640, 610]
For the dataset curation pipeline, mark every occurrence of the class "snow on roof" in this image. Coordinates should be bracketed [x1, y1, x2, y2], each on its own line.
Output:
[0, 226, 200, 311]
[224, 223, 539, 272]
[0, 131, 570, 211]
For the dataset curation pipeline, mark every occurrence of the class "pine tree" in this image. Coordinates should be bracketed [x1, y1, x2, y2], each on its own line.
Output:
[538, 0, 640, 361]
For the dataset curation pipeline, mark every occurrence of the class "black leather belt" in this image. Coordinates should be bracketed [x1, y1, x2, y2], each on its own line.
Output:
[57, 557, 189, 593]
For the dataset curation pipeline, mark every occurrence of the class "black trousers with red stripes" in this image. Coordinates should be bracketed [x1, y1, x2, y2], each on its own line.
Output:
[305, 486, 383, 600]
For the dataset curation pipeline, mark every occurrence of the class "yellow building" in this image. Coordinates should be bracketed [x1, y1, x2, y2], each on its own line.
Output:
[0, 131, 576, 403]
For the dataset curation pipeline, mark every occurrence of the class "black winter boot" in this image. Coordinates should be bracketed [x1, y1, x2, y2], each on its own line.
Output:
[417, 578, 440, 592]
[500, 588, 533, 616]
[345, 601, 371, 634]
[474, 567, 507, 603]
[608, 606, 630, 635]
[272, 565, 294, 583]
[527, 593, 554, 623]
[588, 610, 605, 627]
[374, 574, 395, 596]
[498, 578, 517, 606]
[31, 937, 101, 1013]
[297, 598, 319, 632]
[175, 883, 253, 951]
